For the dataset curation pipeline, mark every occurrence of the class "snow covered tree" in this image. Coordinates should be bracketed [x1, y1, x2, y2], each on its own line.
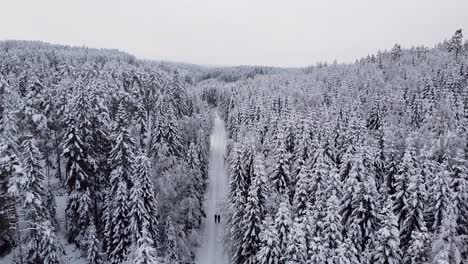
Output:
[229, 144, 249, 264]
[129, 155, 159, 245]
[8, 136, 64, 264]
[449, 149, 468, 236]
[132, 223, 161, 264]
[63, 121, 93, 245]
[163, 216, 189, 264]
[240, 169, 264, 263]
[345, 147, 379, 255]
[104, 103, 136, 264]
[448, 29, 463, 59]
[284, 221, 306, 264]
[428, 160, 452, 232]
[321, 190, 344, 260]
[431, 206, 465, 264]
[86, 223, 103, 264]
[275, 199, 292, 256]
[107, 181, 131, 264]
[372, 202, 402, 264]
[392, 139, 418, 229]
[404, 228, 430, 264]
[170, 70, 188, 118]
[256, 217, 280, 264]
[292, 164, 312, 221]
[399, 165, 427, 257]
[268, 130, 290, 196]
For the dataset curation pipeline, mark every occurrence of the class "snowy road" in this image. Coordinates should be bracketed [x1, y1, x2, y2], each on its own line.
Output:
[195, 112, 229, 264]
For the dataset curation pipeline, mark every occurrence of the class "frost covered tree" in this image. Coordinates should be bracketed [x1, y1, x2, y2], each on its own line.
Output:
[372, 201, 402, 264]
[449, 149, 468, 236]
[240, 171, 264, 263]
[399, 160, 427, 254]
[427, 160, 452, 232]
[268, 131, 290, 196]
[431, 206, 465, 264]
[284, 221, 306, 264]
[275, 199, 292, 256]
[131, 223, 161, 264]
[392, 140, 418, 230]
[448, 29, 463, 59]
[129, 155, 158, 245]
[104, 103, 136, 264]
[256, 217, 280, 264]
[292, 164, 312, 220]
[63, 121, 93, 246]
[8, 136, 64, 264]
[404, 228, 430, 264]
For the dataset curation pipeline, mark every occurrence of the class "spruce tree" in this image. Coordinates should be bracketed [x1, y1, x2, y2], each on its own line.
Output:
[431, 206, 465, 264]
[240, 168, 263, 263]
[373, 202, 402, 264]
[285, 221, 306, 264]
[404, 228, 430, 264]
[449, 149, 468, 236]
[8, 137, 64, 264]
[292, 164, 312, 220]
[268, 130, 290, 196]
[63, 122, 93, 245]
[104, 103, 135, 264]
[392, 140, 418, 230]
[256, 217, 280, 264]
[129, 155, 159, 245]
[275, 199, 292, 256]
[400, 164, 427, 254]
[428, 160, 452, 232]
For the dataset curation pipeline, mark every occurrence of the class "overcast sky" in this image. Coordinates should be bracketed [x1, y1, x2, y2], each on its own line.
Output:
[1, 0, 467, 67]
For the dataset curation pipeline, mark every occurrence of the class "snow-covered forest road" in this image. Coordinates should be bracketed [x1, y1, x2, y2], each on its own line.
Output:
[195, 112, 229, 264]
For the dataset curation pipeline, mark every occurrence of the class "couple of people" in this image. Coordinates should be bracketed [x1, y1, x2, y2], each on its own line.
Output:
[214, 214, 221, 223]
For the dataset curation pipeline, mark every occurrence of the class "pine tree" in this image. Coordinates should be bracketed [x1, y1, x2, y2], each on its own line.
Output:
[284, 221, 306, 264]
[8, 137, 64, 264]
[86, 223, 102, 264]
[309, 148, 329, 212]
[104, 103, 136, 264]
[170, 70, 188, 118]
[392, 140, 418, 229]
[322, 191, 344, 260]
[129, 155, 159, 245]
[63, 122, 93, 245]
[449, 149, 468, 236]
[448, 29, 463, 59]
[404, 228, 430, 264]
[107, 181, 131, 264]
[162, 106, 184, 158]
[275, 199, 292, 256]
[292, 164, 312, 220]
[431, 206, 465, 264]
[400, 163, 427, 254]
[133, 223, 161, 264]
[229, 144, 249, 264]
[268, 130, 290, 196]
[164, 217, 189, 264]
[373, 202, 402, 264]
[428, 160, 452, 232]
[345, 147, 379, 255]
[240, 168, 264, 264]
[256, 217, 280, 264]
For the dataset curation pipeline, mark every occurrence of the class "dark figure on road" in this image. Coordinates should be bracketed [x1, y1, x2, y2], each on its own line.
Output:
[214, 214, 221, 223]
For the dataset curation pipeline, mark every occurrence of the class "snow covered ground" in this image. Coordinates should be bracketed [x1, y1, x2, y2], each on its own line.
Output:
[195, 112, 229, 264]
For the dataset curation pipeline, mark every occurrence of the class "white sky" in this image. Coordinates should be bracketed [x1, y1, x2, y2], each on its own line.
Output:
[1, 0, 467, 67]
